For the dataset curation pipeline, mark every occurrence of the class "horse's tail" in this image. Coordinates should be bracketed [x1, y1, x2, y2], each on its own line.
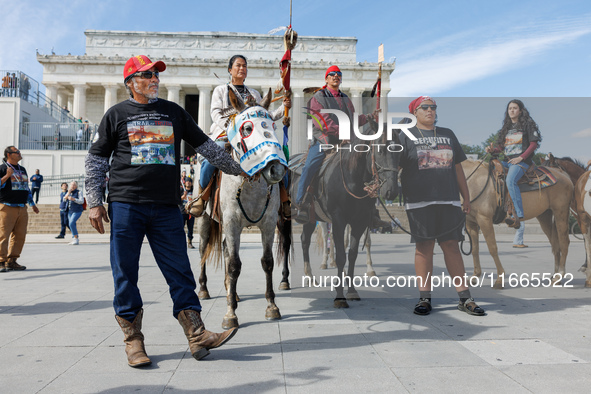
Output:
[201, 216, 223, 270]
[275, 215, 293, 267]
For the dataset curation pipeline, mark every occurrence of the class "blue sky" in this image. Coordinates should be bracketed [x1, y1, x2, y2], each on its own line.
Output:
[1, 0, 590, 158]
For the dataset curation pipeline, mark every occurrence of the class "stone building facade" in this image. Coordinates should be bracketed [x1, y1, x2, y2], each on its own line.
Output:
[38, 30, 395, 155]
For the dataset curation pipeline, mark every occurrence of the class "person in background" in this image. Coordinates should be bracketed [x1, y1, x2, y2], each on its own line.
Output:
[30, 169, 43, 204]
[0, 146, 39, 272]
[55, 182, 70, 239]
[181, 178, 195, 249]
[64, 181, 84, 245]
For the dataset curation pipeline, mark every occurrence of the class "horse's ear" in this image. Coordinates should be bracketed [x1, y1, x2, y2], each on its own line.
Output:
[548, 152, 556, 166]
[229, 88, 246, 112]
[260, 88, 272, 110]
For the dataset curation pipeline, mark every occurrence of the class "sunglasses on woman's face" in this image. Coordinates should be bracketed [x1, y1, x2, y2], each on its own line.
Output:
[135, 71, 159, 80]
[418, 104, 437, 111]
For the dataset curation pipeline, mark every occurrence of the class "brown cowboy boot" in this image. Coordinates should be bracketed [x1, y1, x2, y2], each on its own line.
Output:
[177, 309, 238, 361]
[115, 309, 152, 368]
[5, 258, 26, 271]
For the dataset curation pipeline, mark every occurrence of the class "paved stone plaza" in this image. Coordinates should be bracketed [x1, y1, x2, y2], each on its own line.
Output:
[1, 233, 590, 393]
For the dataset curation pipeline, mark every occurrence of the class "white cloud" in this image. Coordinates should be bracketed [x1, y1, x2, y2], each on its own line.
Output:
[388, 16, 591, 97]
[573, 128, 591, 138]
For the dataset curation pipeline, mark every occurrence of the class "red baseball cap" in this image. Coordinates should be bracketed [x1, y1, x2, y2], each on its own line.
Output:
[123, 55, 166, 82]
[409, 96, 436, 113]
[325, 65, 341, 78]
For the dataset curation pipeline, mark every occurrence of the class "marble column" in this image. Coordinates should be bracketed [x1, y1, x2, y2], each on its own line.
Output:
[197, 85, 212, 133]
[290, 88, 306, 155]
[103, 83, 119, 113]
[166, 84, 181, 105]
[349, 88, 365, 116]
[45, 83, 58, 103]
[72, 84, 88, 120]
[57, 91, 68, 109]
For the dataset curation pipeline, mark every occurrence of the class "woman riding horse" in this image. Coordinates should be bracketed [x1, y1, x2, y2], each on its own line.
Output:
[192, 54, 291, 215]
[400, 96, 485, 316]
[486, 99, 541, 230]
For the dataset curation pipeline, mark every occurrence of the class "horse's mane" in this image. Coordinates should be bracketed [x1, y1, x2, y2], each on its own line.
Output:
[556, 156, 586, 170]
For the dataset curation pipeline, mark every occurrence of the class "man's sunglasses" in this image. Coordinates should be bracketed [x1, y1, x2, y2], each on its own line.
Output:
[418, 104, 437, 111]
[327, 71, 342, 77]
[134, 71, 159, 80]
[9, 150, 20, 155]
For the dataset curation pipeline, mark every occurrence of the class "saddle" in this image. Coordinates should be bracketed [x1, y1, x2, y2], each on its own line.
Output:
[490, 159, 559, 225]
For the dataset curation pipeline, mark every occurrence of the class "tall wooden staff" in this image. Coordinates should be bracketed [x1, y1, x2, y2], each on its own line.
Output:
[278, 1, 297, 162]
[371, 44, 384, 108]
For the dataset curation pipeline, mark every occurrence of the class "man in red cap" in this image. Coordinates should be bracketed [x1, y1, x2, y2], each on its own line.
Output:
[294, 65, 378, 223]
[85, 55, 244, 367]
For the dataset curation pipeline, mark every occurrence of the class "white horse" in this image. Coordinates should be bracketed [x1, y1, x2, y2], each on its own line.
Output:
[196, 88, 287, 329]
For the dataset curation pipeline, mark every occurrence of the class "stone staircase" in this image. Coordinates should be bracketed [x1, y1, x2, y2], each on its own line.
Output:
[27, 204, 109, 234]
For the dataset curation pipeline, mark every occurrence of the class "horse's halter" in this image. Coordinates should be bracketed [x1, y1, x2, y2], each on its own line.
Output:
[227, 105, 287, 177]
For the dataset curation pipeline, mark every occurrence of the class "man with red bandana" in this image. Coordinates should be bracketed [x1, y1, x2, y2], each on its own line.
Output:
[294, 65, 378, 223]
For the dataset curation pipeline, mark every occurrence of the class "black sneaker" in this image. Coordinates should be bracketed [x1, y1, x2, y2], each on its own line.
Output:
[55, 235, 65, 239]
[0, 262, 7, 273]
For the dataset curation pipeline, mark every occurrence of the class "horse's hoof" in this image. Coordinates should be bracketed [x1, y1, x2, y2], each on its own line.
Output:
[278, 281, 291, 291]
[265, 307, 282, 320]
[493, 280, 504, 290]
[329, 262, 337, 268]
[320, 264, 328, 270]
[346, 291, 361, 301]
[585, 281, 591, 288]
[366, 270, 377, 277]
[198, 290, 211, 300]
[468, 276, 480, 287]
[222, 317, 239, 329]
[334, 299, 349, 308]
[551, 275, 562, 286]
[236, 294, 241, 302]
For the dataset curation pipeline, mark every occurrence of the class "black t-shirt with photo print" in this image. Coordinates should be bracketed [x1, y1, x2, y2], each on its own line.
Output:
[89, 99, 208, 206]
[399, 126, 467, 206]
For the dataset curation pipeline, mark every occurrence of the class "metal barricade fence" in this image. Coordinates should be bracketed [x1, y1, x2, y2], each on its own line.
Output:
[37, 174, 86, 199]
[20, 122, 97, 150]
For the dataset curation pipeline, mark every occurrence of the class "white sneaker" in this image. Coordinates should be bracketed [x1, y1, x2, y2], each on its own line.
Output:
[70, 238, 79, 245]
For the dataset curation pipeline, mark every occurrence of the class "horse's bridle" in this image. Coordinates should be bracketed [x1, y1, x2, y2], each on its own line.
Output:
[339, 145, 397, 200]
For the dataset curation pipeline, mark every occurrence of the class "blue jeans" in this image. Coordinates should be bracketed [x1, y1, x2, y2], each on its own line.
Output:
[502, 161, 529, 218]
[68, 211, 82, 237]
[296, 141, 326, 204]
[199, 140, 227, 189]
[59, 210, 70, 236]
[108, 202, 201, 322]
[514, 220, 525, 245]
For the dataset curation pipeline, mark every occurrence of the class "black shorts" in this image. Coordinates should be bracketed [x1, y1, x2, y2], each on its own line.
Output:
[406, 204, 465, 244]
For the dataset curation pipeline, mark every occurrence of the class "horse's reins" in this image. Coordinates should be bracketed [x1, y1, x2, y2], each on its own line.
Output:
[339, 147, 393, 200]
[236, 177, 273, 224]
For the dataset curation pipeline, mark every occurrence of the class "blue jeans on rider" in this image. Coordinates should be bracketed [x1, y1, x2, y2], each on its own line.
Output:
[514, 220, 525, 245]
[502, 160, 529, 218]
[199, 140, 227, 189]
[296, 141, 326, 205]
[108, 202, 201, 322]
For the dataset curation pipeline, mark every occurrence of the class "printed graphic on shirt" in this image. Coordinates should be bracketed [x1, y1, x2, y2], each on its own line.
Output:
[128, 120, 175, 165]
[414, 136, 453, 170]
[504, 131, 523, 156]
[10, 171, 29, 191]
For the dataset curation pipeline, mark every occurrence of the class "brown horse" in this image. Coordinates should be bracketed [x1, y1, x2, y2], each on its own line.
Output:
[462, 160, 573, 288]
[575, 171, 591, 287]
